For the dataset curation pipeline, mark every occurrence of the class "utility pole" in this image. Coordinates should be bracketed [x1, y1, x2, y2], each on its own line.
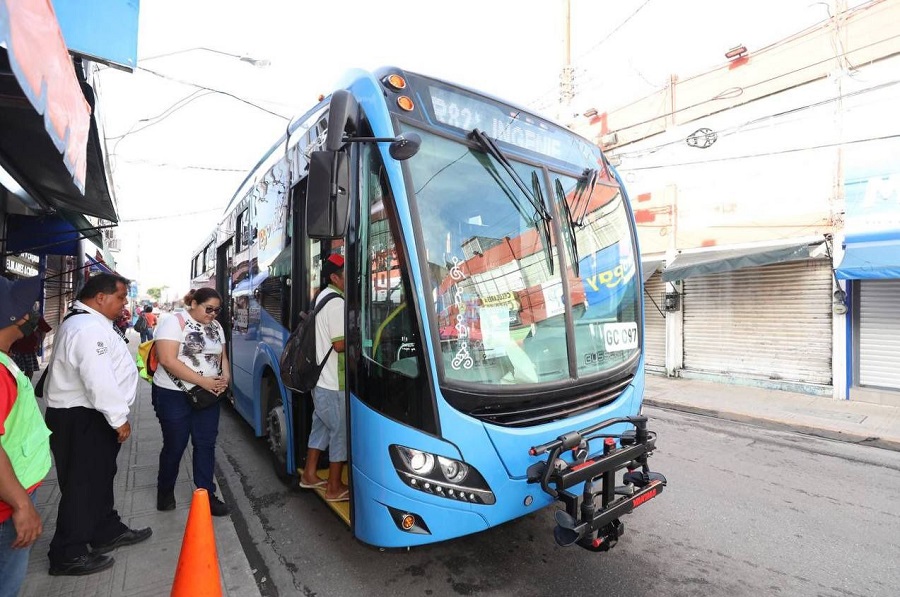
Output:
[559, 0, 575, 120]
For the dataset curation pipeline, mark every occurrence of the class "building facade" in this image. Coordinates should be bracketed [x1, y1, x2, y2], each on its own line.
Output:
[574, 0, 900, 405]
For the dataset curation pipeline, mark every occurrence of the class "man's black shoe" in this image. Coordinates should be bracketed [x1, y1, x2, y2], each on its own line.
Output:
[157, 489, 176, 511]
[91, 527, 153, 555]
[209, 494, 231, 517]
[49, 553, 115, 576]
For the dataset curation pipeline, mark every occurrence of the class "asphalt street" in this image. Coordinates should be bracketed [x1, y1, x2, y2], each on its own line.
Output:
[215, 404, 900, 597]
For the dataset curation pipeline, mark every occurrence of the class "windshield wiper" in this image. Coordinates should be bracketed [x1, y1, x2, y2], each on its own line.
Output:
[470, 129, 553, 224]
[469, 128, 554, 273]
[555, 178, 580, 277]
[570, 167, 597, 227]
[530, 171, 555, 276]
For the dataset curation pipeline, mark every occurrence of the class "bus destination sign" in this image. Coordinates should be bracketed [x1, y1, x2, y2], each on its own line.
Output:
[429, 86, 591, 162]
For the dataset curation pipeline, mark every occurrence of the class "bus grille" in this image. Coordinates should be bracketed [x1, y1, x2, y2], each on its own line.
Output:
[467, 374, 634, 427]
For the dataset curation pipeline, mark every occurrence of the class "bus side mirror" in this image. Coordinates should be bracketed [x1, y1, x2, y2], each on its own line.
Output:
[307, 150, 350, 239]
[325, 90, 359, 151]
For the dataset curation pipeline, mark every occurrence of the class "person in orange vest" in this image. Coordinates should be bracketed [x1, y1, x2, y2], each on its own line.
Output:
[0, 276, 52, 595]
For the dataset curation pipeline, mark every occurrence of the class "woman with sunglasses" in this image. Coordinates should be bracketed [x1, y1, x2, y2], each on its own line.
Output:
[151, 288, 231, 516]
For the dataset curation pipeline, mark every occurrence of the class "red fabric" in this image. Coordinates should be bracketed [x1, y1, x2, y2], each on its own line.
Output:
[9, 317, 51, 353]
[144, 312, 158, 327]
[0, 361, 40, 523]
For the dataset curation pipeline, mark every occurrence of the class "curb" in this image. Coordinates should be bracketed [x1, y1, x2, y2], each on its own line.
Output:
[644, 399, 900, 453]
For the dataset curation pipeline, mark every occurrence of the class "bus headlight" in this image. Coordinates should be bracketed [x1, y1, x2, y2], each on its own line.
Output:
[437, 456, 468, 483]
[389, 444, 495, 505]
[396, 447, 435, 475]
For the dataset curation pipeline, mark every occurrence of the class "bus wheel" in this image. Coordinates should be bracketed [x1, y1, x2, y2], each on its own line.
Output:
[265, 395, 293, 483]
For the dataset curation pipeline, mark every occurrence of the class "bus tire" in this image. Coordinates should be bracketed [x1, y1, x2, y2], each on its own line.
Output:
[264, 385, 294, 484]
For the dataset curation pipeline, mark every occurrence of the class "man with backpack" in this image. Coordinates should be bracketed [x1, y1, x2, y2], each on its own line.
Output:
[298, 254, 348, 502]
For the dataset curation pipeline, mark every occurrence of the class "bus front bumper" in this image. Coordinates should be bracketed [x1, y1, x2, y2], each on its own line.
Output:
[526, 415, 666, 552]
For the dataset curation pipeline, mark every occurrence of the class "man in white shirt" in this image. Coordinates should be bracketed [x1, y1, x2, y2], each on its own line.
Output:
[299, 254, 348, 501]
[44, 273, 151, 576]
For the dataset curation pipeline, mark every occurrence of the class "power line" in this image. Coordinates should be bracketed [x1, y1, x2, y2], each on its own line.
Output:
[118, 208, 223, 223]
[137, 66, 291, 120]
[574, 0, 653, 64]
[116, 157, 250, 173]
[605, 29, 900, 146]
[525, 1, 654, 112]
[618, 132, 900, 172]
[109, 90, 216, 154]
[616, 77, 900, 159]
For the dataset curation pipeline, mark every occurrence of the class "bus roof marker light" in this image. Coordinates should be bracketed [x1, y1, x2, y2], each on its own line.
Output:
[397, 96, 414, 111]
[383, 74, 407, 90]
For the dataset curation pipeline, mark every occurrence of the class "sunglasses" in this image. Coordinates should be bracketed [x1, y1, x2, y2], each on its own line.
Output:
[203, 306, 222, 314]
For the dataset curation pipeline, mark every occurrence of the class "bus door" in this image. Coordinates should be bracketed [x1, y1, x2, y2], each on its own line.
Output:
[216, 239, 234, 346]
[216, 238, 235, 408]
[230, 201, 259, 426]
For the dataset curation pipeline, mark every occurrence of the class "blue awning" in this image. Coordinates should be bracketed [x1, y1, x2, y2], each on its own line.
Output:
[835, 238, 900, 280]
[86, 254, 113, 274]
[6, 212, 103, 256]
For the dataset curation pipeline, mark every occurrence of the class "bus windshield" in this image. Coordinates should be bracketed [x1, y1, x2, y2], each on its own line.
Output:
[405, 124, 640, 388]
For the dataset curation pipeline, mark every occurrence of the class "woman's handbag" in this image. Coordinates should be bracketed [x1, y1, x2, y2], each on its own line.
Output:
[167, 371, 223, 411]
[186, 385, 222, 410]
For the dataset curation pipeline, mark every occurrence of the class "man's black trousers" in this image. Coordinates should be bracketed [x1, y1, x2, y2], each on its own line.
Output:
[45, 406, 128, 563]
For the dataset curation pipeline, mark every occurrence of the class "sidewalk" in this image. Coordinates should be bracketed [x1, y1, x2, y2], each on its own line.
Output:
[644, 374, 900, 451]
[19, 331, 260, 597]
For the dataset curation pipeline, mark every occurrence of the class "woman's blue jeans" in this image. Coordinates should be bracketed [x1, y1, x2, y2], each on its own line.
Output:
[151, 384, 221, 493]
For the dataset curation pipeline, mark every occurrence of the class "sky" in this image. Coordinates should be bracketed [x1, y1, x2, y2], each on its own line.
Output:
[96, 0, 850, 301]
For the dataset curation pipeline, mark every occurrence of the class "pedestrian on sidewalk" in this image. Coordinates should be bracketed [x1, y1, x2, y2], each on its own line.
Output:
[0, 276, 52, 597]
[8, 314, 50, 381]
[152, 288, 231, 516]
[44, 273, 152, 577]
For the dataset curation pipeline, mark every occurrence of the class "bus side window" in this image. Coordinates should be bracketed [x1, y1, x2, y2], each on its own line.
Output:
[362, 151, 418, 377]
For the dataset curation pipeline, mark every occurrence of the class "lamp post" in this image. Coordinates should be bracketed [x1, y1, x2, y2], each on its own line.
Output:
[139, 46, 270, 68]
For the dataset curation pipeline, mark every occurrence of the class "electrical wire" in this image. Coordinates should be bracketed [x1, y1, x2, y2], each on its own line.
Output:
[117, 208, 223, 223]
[604, 29, 900, 146]
[137, 66, 290, 120]
[524, 0, 654, 111]
[116, 157, 250, 173]
[616, 77, 900, 159]
[618, 132, 900, 172]
[573, 0, 653, 64]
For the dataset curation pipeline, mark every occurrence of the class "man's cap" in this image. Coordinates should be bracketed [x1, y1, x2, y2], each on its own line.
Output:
[0, 276, 41, 328]
[322, 253, 344, 278]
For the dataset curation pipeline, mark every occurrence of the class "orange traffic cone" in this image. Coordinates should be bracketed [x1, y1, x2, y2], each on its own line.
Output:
[171, 489, 223, 597]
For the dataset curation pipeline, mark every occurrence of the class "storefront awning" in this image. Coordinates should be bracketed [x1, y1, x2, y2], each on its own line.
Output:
[5, 211, 103, 256]
[0, 0, 90, 191]
[641, 258, 664, 282]
[0, 51, 119, 222]
[86, 254, 113, 275]
[662, 241, 824, 282]
[835, 237, 900, 280]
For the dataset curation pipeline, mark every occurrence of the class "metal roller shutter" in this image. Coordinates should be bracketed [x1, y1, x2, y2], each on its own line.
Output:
[41, 255, 74, 355]
[682, 259, 832, 385]
[643, 272, 666, 370]
[859, 280, 900, 390]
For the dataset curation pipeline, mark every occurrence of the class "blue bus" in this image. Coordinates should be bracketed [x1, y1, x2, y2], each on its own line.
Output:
[192, 67, 665, 551]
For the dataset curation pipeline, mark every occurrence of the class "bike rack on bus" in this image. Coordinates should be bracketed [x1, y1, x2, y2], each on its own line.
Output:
[527, 415, 666, 552]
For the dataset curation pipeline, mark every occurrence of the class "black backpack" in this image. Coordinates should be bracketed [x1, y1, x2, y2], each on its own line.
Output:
[133, 312, 148, 333]
[279, 292, 341, 392]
